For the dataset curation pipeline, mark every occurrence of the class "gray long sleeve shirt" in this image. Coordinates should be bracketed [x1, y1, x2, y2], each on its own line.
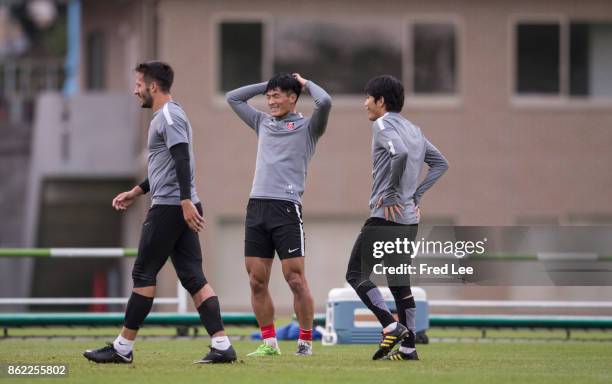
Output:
[370, 112, 448, 224]
[226, 81, 332, 205]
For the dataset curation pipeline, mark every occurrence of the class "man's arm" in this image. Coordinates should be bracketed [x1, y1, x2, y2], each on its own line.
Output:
[304, 80, 332, 138]
[413, 139, 449, 206]
[160, 110, 205, 232]
[225, 82, 268, 132]
[169, 143, 191, 201]
[168, 142, 204, 232]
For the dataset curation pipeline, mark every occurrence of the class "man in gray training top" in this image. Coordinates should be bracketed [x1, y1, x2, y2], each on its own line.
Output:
[345, 75, 448, 361]
[226, 73, 331, 357]
[84, 61, 236, 365]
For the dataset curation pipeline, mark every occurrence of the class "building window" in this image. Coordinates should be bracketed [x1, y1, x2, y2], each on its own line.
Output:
[86, 31, 105, 90]
[273, 20, 402, 94]
[516, 23, 560, 94]
[515, 20, 612, 98]
[216, 17, 460, 98]
[219, 22, 263, 92]
[570, 22, 612, 97]
[411, 22, 457, 95]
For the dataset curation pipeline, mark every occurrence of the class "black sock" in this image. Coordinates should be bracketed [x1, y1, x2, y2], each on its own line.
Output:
[197, 296, 225, 336]
[390, 286, 416, 348]
[124, 292, 154, 330]
[353, 282, 395, 328]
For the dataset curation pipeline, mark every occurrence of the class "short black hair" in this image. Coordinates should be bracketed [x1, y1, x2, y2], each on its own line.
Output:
[364, 75, 404, 113]
[265, 73, 301, 100]
[135, 61, 174, 93]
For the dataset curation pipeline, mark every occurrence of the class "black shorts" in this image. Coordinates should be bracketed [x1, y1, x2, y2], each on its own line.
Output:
[346, 217, 418, 287]
[132, 203, 207, 295]
[244, 198, 305, 259]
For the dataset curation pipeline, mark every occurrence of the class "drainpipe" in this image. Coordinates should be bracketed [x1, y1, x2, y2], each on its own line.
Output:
[62, 0, 80, 97]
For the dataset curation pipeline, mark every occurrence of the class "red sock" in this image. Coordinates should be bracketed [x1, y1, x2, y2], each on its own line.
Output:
[299, 328, 312, 341]
[261, 324, 276, 339]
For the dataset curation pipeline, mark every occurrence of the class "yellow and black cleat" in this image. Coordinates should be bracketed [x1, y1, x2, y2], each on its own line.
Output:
[372, 324, 409, 360]
[382, 349, 419, 361]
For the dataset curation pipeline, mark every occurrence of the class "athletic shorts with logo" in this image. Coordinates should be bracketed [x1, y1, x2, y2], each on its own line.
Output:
[244, 198, 305, 259]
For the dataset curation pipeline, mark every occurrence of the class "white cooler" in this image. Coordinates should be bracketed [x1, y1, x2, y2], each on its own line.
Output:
[322, 286, 429, 345]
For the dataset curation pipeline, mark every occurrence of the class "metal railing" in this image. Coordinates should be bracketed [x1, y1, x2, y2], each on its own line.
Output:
[0, 58, 64, 124]
[0, 248, 189, 313]
[2, 248, 612, 314]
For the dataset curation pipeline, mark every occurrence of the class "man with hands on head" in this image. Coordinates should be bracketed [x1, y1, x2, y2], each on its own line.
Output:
[226, 72, 332, 357]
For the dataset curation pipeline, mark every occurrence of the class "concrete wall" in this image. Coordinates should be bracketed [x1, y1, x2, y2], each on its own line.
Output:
[0, 122, 33, 307]
[20, 92, 141, 295]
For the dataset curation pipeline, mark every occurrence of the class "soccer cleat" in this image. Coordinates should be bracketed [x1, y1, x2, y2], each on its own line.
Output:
[372, 324, 409, 360]
[83, 342, 133, 364]
[382, 349, 419, 361]
[295, 341, 313, 356]
[194, 345, 237, 364]
[246, 343, 281, 357]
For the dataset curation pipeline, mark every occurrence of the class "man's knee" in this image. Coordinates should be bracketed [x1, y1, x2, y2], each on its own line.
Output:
[346, 251, 364, 290]
[178, 273, 207, 296]
[286, 272, 308, 295]
[248, 272, 269, 295]
[132, 266, 156, 288]
[245, 257, 272, 295]
[346, 270, 361, 290]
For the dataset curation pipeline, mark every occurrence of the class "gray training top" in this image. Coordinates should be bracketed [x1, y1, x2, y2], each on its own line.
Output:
[147, 101, 200, 206]
[370, 112, 448, 224]
[226, 81, 332, 205]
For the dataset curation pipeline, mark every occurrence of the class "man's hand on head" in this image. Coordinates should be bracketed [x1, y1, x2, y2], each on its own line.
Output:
[292, 73, 308, 89]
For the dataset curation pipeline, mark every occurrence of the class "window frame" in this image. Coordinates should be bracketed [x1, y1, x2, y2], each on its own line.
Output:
[510, 14, 612, 108]
[212, 14, 463, 109]
[271, 17, 404, 97]
[403, 14, 464, 107]
[85, 29, 106, 91]
[210, 13, 272, 108]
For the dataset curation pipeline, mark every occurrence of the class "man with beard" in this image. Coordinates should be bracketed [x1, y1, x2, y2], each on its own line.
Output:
[83, 61, 236, 364]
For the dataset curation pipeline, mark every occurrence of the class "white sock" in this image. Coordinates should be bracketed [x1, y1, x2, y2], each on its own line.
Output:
[211, 335, 231, 351]
[113, 335, 134, 355]
[297, 339, 312, 346]
[263, 337, 278, 349]
[399, 346, 416, 354]
[383, 322, 398, 334]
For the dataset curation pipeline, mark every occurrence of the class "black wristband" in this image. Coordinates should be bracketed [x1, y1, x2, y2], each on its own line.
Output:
[138, 179, 150, 194]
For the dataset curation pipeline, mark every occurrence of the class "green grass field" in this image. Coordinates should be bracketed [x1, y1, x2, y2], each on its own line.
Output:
[1, 328, 612, 384]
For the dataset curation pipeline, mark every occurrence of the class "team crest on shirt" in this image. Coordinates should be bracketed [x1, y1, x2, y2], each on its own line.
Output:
[286, 122, 295, 130]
